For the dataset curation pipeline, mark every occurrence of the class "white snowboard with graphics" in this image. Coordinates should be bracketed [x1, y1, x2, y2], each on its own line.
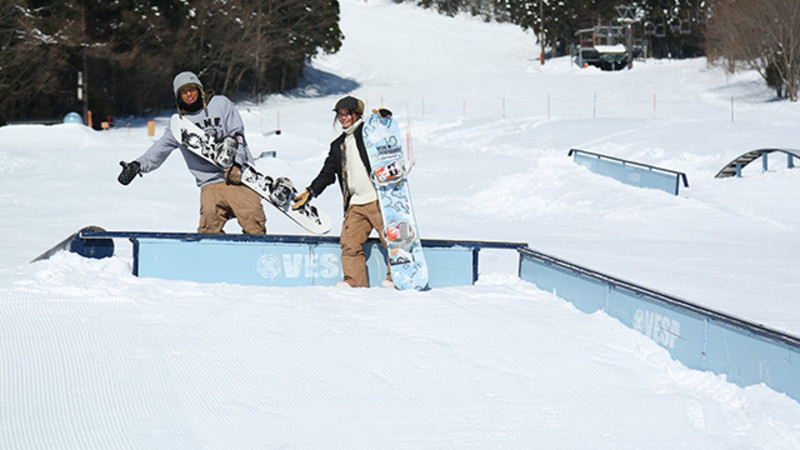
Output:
[170, 114, 332, 235]
[362, 111, 429, 290]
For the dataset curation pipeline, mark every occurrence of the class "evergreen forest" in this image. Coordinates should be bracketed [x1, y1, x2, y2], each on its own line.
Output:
[3, 0, 799, 125]
[0, 0, 343, 125]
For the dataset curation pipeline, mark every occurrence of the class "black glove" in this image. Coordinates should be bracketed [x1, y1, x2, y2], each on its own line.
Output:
[118, 160, 141, 185]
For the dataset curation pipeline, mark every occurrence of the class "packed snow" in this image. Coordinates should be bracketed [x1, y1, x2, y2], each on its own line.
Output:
[1, 0, 800, 447]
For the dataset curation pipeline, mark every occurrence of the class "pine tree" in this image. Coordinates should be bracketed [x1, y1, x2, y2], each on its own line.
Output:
[0, 0, 344, 122]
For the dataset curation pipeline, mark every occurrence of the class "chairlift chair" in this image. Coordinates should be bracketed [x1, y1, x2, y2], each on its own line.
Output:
[654, 22, 666, 38]
[695, 9, 708, 26]
[669, 18, 682, 34]
[680, 15, 692, 34]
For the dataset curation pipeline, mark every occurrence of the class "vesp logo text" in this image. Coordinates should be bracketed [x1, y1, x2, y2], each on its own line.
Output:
[632, 308, 681, 349]
[257, 253, 340, 280]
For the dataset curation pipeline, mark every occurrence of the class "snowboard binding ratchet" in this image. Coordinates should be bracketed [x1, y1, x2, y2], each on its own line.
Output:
[384, 221, 416, 248]
[372, 160, 405, 186]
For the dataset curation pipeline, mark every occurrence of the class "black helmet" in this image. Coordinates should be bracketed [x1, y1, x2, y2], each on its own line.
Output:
[333, 96, 364, 115]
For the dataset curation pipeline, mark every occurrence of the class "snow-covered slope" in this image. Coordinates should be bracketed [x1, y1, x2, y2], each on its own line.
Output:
[1, 0, 799, 447]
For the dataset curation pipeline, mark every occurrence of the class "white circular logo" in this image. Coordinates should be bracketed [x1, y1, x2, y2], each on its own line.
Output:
[257, 254, 281, 280]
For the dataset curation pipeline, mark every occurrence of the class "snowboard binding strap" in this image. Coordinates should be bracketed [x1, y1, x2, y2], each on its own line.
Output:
[372, 160, 405, 186]
[384, 222, 416, 248]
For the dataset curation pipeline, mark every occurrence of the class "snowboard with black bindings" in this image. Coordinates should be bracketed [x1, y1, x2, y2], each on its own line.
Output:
[169, 114, 332, 235]
[362, 110, 429, 290]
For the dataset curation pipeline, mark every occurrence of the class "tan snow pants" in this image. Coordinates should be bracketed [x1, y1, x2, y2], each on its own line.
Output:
[340, 201, 391, 287]
[198, 182, 266, 235]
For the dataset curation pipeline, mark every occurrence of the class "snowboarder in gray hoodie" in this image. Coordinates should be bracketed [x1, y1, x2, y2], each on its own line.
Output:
[118, 71, 266, 235]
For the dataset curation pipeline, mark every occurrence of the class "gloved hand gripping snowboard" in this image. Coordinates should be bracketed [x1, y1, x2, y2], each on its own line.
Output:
[168, 113, 333, 234]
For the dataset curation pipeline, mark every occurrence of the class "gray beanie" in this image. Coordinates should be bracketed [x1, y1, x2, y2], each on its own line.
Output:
[173, 71, 203, 97]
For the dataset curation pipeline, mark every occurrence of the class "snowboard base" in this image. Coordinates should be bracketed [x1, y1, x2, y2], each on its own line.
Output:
[170, 114, 332, 235]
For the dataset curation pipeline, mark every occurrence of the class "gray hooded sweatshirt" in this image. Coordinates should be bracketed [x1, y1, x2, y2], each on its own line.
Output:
[136, 95, 253, 187]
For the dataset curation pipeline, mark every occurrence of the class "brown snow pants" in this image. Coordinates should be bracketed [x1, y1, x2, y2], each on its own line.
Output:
[198, 182, 266, 235]
[340, 201, 390, 287]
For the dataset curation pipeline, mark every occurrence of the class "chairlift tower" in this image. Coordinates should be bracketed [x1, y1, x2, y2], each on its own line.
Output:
[615, 5, 639, 70]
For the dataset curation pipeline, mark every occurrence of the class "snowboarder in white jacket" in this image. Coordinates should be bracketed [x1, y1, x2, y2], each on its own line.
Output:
[293, 96, 392, 288]
[118, 71, 266, 235]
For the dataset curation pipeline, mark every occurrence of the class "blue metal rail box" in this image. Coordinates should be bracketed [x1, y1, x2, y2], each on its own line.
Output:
[569, 148, 689, 195]
[518, 247, 800, 403]
[76, 230, 524, 289]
